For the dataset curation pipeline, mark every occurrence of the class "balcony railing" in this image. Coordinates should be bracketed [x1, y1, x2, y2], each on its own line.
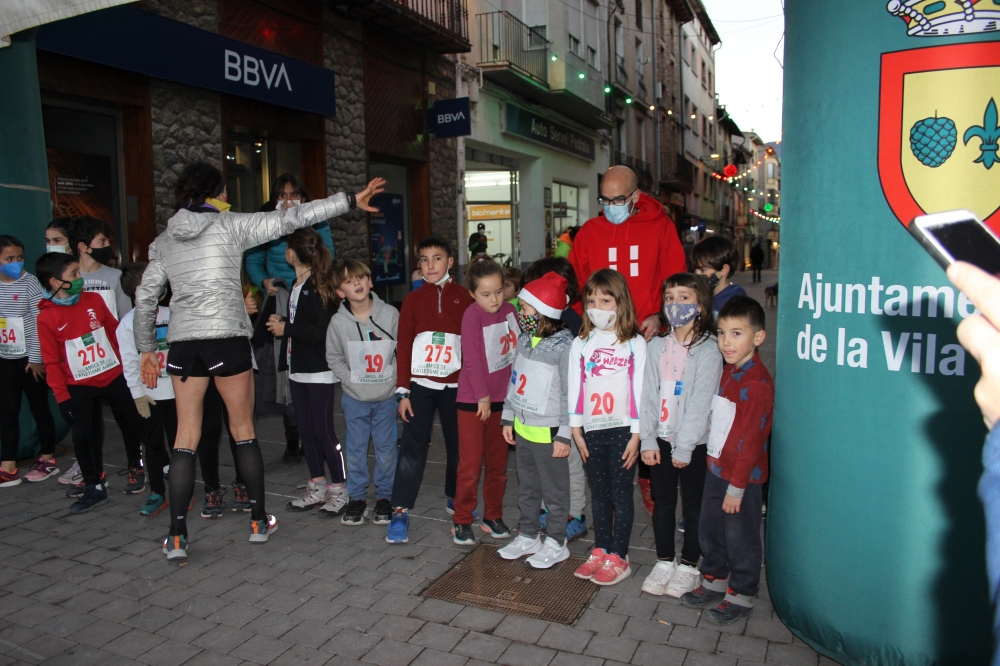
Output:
[635, 158, 653, 191]
[614, 150, 635, 170]
[616, 54, 628, 85]
[636, 71, 647, 100]
[477, 11, 549, 84]
[334, 0, 470, 53]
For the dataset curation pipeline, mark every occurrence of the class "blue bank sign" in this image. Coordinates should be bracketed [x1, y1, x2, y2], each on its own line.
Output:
[37, 5, 336, 117]
[428, 98, 471, 138]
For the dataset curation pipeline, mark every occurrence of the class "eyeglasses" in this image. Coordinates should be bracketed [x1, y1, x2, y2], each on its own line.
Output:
[597, 190, 636, 206]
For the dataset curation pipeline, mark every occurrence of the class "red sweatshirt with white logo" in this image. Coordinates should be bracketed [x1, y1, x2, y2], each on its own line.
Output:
[569, 192, 687, 322]
[37, 292, 124, 403]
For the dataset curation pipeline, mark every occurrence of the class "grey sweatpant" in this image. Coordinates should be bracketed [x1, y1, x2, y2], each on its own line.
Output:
[568, 438, 586, 517]
[515, 432, 571, 545]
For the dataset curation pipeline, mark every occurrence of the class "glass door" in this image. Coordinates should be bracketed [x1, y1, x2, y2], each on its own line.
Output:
[465, 169, 519, 267]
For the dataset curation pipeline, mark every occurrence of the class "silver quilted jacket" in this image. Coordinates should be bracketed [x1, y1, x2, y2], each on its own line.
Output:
[133, 193, 351, 352]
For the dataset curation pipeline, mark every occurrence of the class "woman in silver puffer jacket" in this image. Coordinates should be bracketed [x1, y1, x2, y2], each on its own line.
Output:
[133, 162, 384, 559]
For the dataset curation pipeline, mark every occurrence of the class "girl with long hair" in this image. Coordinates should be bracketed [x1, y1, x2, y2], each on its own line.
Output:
[569, 268, 646, 586]
[266, 227, 348, 517]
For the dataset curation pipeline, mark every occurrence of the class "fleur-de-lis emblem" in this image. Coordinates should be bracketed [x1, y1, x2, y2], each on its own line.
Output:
[964, 98, 1000, 170]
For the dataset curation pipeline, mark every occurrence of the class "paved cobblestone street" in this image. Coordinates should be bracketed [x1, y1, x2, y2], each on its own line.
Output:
[0, 269, 835, 666]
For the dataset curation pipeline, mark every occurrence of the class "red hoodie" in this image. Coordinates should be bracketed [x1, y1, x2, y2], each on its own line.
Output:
[569, 192, 687, 322]
[396, 279, 474, 389]
[37, 292, 124, 403]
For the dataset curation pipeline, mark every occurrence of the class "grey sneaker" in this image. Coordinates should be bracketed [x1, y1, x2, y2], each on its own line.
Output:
[318, 484, 348, 518]
[681, 585, 727, 608]
[287, 480, 326, 512]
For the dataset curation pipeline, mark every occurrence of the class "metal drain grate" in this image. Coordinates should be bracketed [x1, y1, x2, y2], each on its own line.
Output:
[422, 544, 598, 625]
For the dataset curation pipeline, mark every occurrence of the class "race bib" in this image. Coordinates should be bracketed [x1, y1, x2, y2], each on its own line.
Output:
[411, 331, 461, 377]
[657, 380, 683, 440]
[583, 365, 631, 432]
[91, 289, 118, 319]
[349, 339, 397, 384]
[155, 325, 169, 379]
[706, 394, 737, 458]
[483, 315, 518, 373]
[508, 355, 554, 415]
[65, 327, 120, 381]
[0, 317, 26, 356]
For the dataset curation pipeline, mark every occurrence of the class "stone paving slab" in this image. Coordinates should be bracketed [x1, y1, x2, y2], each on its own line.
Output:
[0, 270, 833, 666]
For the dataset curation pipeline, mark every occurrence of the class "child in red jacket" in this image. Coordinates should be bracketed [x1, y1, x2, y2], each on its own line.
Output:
[35, 253, 146, 514]
[388, 237, 473, 544]
[681, 296, 773, 625]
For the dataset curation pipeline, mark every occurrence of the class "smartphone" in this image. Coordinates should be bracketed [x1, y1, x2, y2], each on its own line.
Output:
[909, 210, 1000, 274]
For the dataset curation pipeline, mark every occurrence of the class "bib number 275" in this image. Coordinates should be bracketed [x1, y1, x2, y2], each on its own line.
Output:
[424, 344, 453, 364]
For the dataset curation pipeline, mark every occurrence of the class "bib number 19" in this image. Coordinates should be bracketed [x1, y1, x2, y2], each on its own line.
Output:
[365, 354, 384, 373]
[590, 392, 615, 415]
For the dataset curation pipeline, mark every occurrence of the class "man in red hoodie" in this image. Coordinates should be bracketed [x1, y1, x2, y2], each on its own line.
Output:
[569, 166, 687, 339]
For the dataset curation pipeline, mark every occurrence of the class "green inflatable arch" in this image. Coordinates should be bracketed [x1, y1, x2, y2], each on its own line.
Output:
[774, 2, 996, 663]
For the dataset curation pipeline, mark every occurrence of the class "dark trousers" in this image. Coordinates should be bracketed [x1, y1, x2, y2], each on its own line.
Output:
[752, 266, 762, 282]
[199, 381, 240, 490]
[67, 375, 145, 486]
[699, 472, 764, 597]
[0, 357, 56, 462]
[90, 393, 142, 469]
[391, 383, 460, 510]
[140, 398, 176, 495]
[288, 381, 345, 482]
[583, 426, 636, 558]
[649, 440, 707, 564]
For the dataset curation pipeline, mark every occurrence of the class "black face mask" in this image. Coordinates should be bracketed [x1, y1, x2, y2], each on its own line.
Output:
[705, 273, 721, 291]
[88, 246, 116, 266]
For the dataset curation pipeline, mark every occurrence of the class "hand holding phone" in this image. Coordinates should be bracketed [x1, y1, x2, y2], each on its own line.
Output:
[909, 210, 1000, 275]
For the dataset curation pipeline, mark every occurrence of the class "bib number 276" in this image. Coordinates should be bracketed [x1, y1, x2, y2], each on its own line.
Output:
[590, 392, 615, 415]
[424, 344, 453, 364]
[79, 341, 108, 366]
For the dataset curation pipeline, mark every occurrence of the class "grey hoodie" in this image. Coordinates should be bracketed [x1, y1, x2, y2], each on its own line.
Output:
[640, 333, 724, 462]
[326, 293, 400, 402]
[500, 328, 574, 445]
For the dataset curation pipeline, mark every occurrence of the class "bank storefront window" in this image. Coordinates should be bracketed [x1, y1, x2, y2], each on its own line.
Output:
[226, 132, 302, 212]
[552, 182, 579, 235]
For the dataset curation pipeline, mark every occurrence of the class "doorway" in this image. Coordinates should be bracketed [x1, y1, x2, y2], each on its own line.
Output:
[465, 169, 519, 267]
[226, 132, 304, 213]
[369, 161, 411, 304]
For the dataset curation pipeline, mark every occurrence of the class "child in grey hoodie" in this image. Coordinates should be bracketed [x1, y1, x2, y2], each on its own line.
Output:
[326, 260, 399, 526]
[640, 273, 724, 598]
[498, 272, 575, 569]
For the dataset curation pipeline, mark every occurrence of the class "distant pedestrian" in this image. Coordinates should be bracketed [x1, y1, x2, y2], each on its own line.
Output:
[749, 243, 765, 283]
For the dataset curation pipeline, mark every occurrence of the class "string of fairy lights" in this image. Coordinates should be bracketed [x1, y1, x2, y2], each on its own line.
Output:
[706, 147, 781, 223]
[751, 209, 781, 223]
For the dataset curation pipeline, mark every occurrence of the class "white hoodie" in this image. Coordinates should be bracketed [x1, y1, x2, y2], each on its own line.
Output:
[567, 329, 646, 434]
[117, 306, 174, 402]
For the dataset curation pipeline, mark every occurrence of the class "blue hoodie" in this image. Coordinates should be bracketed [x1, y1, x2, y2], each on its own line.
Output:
[245, 222, 334, 290]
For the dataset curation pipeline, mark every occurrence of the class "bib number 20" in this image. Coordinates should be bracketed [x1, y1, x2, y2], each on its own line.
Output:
[365, 354, 384, 373]
[424, 344, 453, 364]
[590, 392, 615, 415]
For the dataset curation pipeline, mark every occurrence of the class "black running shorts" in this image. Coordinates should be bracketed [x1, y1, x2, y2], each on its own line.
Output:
[166, 337, 254, 379]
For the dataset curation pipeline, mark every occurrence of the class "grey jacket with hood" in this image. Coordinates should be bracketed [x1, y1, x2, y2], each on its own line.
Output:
[500, 328, 574, 445]
[326, 293, 399, 402]
[640, 333, 724, 463]
[134, 194, 351, 352]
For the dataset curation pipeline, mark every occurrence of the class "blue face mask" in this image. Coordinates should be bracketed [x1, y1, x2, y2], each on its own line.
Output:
[44, 289, 81, 307]
[603, 199, 634, 225]
[0, 262, 23, 279]
[664, 302, 699, 328]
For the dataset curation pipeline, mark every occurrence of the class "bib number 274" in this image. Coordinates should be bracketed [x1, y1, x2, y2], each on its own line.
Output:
[424, 344, 453, 364]
[590, 392, 615, 415]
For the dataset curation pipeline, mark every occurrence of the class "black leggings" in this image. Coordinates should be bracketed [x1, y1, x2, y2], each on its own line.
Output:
[140, 399, 176, 495]
[67, 375, 145, 486]
[649, 440, 707, 564]
[0, 357, 56, 462]
[288, 381, 345, 482]
[199, 380, 241, 490]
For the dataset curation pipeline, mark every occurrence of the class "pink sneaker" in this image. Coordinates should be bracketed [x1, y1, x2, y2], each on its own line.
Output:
[592, 553, 631, 586]
[573, 548, 607, 580]
[24, 458, 60, 483]
[0, 469, 21, 487]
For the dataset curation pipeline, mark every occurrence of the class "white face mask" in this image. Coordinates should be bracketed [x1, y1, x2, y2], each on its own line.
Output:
[46, 245, 70, 254]
[586, 308, 617, 331]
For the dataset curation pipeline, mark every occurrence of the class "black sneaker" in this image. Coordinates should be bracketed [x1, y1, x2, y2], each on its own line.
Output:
[373, 499, 392, 525]
[453, 523, 476, 546]
[681, 585, 727, 608]
[66, 472, 108, 498]
[201, 487, 227, 519]
[232, 481, 250, 512]
[704, 600, 754, 625]
[283, 440, 301, 463]
[123, 467, 146, 494]
[481, 518, 512, 539]
[70, 484, 109, 514]
[341, 499, 367, 525]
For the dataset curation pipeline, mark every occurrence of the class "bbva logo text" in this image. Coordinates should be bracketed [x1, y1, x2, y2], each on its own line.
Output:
[224, 50, 292, 91]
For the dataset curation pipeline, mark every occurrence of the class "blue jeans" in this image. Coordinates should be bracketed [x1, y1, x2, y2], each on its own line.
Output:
[583, 426, 636, 558]
[342, 392, 398, 502]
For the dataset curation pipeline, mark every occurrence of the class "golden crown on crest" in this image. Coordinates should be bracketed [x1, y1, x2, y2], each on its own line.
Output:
[887, 0, 1000, 36]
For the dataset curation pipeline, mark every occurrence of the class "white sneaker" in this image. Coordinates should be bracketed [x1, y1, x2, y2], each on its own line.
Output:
[664, 563, 701, 598]
[287, 480, 326, 512]
[498, 533, 542, 560]
[318, 483, 348, 517]
[526, 537, 569, 569]
[641, 560, 677, 595]
[58, 461, 82, 485]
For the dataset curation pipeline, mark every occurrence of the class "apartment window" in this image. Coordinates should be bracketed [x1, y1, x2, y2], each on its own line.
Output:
[569, 34, 581, 55]
[682, 35, 689, 64]
[767, 162, 775, 179]
[692, 110, 699, 136]
[707, 71, 713, 92]
[635, 0, 643, 30]
[638, 118, 646, 162]
[615, 20, 624, 58]
[701, 115, 706, 137]
[587, 46, 599, 69]
[617, 119, 626, 152]
[701, 60, 706, 87]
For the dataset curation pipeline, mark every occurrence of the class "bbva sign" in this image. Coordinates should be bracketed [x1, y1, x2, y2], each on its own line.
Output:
[224, 50, 292, 91]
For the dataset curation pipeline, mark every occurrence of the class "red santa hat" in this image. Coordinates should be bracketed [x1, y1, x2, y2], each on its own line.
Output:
[519, 272, 568, 319]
